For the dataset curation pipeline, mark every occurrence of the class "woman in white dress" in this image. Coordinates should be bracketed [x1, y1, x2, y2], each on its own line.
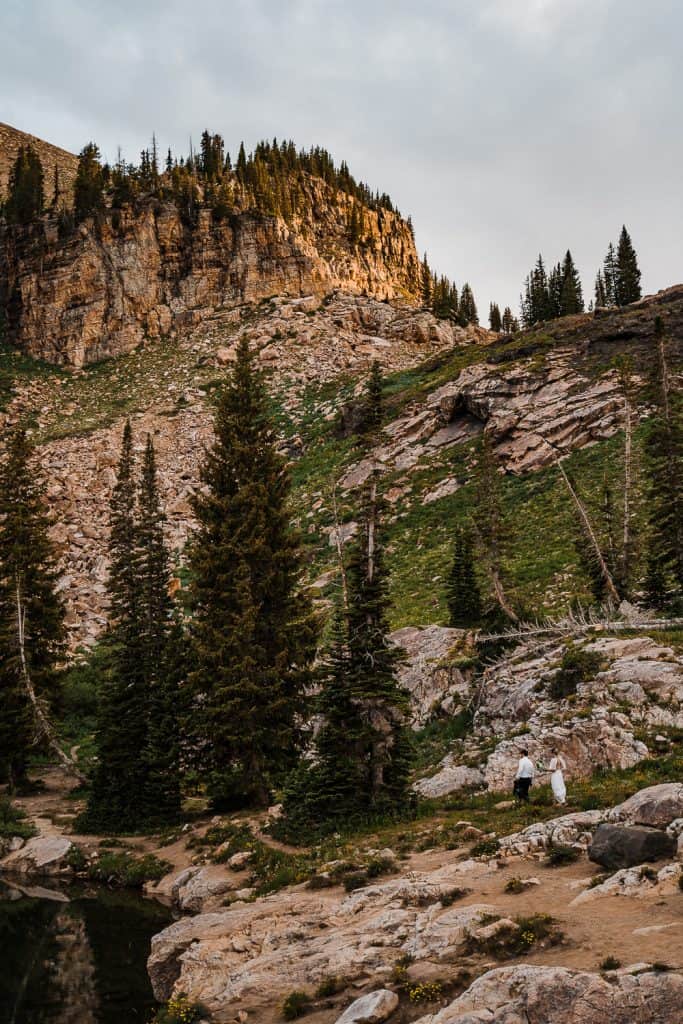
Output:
[549, 748, 567, 805]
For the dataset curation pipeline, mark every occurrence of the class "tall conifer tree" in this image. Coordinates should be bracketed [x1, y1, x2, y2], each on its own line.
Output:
[643, 318, 683, 607]
[0, 428, 64, 789]
[616, 226, 642, 305]
[188, 338, 318, 807]
[446, 526, 483, 628]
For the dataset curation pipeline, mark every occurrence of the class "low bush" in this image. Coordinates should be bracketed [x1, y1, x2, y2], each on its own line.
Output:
[315, 975, 346, 998]
[545, 843, 581, 867]
[504, 877, 525, 894]
[281, 990, 311, 1020]
[550, 646, 603, 699]
[0, 798, 36, 841]
[470, 837, 500, 858]
[151, 995, 207, 1023]
[84, 851, 170, 888]
[600, 956, 622, 971]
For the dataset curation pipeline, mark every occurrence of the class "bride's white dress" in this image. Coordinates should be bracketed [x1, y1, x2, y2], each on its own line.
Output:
[549, 756, 567, 804]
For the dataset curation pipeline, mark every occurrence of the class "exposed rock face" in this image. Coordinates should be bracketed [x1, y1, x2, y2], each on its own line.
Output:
[0, 121, 78, 209]
[147, 858, 496, 1013]
[1, 178, 420, 367]
[412, 965, 683, 1024]
[589, 823, 676, 870]
[390, 625, 468, 727]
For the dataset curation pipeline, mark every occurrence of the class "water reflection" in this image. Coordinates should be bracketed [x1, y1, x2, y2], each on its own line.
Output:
[0, 879, 172, 1024]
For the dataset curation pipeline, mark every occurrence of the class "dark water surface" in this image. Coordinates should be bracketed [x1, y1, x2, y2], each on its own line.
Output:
[0, 878, 173, 1024]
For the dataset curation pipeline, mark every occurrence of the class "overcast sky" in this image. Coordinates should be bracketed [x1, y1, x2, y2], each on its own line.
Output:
[3, 0, 681, 314]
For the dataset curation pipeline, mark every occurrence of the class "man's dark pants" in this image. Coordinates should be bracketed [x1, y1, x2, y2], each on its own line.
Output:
[515, 778, 532, 802]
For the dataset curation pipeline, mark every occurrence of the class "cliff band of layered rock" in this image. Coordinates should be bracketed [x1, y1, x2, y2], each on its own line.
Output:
[1, 180, 420, 367]
[0, 122, 78, 209]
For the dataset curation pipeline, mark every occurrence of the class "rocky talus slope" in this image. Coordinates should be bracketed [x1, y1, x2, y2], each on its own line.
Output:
[0, 121, 78, 209]
[1, 177, 419, 366]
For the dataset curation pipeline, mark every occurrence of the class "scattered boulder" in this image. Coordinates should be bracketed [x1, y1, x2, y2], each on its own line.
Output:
[335, 989, 399, 1024]
[413, 759, 485, 799]
[411, 964, 683, 1023]
[589, 823, 675, 871]
[172, 866, 237, 913]
[608, 783, 683, 829]
[1, 835, 73, 877]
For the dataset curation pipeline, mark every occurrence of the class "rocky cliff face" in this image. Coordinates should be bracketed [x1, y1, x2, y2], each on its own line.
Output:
[0, 122, 78, 209]
[0, 176, 420, 367]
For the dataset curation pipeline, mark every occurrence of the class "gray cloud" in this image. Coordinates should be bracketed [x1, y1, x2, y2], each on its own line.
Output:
[2, 0, 681, 313]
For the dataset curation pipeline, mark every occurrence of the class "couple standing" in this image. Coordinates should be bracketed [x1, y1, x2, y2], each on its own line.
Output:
[514, 747, 567, 804]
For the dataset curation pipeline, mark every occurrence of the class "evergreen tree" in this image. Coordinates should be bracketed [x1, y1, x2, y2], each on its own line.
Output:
[446, 526, 483, 628]
[366, 359, 384, 433]
[137, 435, 181, 824]
[501, 306, 515, 333]
[559, 250, 584, 315]
[342, 478, 412, 806]
[421, 254, 432, 306]
[74, 143, 105, 221]
[594, 269, 608, 308]
[83, 422, 148, 829]
[5, 145, 44, 224]
[602, 243, 619, 306]
[616, 225, 642, 305]
[474, 434, 516, 622]
[0, 428, 64, 789]
[188, 338, 318, 807]
[643, 318, 683, 607]
[458, 283, 479, 325]
[488, 303, 502, 332]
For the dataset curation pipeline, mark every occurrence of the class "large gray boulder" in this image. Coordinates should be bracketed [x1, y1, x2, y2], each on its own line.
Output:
[608, 783, 683, 829]
[412, 964, 683, 1023]
[589, 823, 675, 870]
[335, 989, 399, 1024]
[1, 835, 73, 877]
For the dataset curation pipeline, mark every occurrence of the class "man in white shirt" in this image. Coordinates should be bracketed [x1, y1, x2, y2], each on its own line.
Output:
[514, 748, 535, 802]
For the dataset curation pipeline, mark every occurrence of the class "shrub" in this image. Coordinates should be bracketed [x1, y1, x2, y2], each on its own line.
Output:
[85, 851, 170, 888]
[467, 913, 561, 960]
[315, 976, 346, 998]
[505, 877, 525, 894]
[440, 887, 468, 906]
[0, 798, 36, 841]
[282, 990, 311, 1020]
[600, 956, 622, 971]
[343, 870, 369, 892]
[408, 980, 443, 1003]
[151, 996, 206, 1024]
[545, 843, 581, 867]
[470, 837, 500, 858]
[550, 646, 603, 699]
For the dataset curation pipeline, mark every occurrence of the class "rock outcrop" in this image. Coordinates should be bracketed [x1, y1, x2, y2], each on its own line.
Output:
[1, 177, 420, 367]
[0, 121, 78, 209]
[412, 965, 683, 1024]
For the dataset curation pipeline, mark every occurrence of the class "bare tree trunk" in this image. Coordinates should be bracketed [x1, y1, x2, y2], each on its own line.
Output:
[15, 578, 84, 782]
[367, 477, 377, 585]
[491, 569, 519, 623]
[542, 442, 621, 605]
[330, 480, 349, 612]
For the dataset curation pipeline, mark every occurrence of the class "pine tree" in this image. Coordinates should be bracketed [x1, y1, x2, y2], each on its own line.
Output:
[5, 145, 44, 224]
[343, 477, 411, 807]
[643, 317, 683, 607]
[137, 435, 181, 824]
[501, 306, 515, 333]
[83, 422, 149, 829]
[74, 143, 105, 221]
[559, 250, 584, 315]
[446, 526, 483, 628]
[421, 254, 432, 306]
[366, 360, 384, 433]
[188, 338, 318, 808]
[603, 243, 619, 306]
[458, 283, 479, 325]
[0, 428, 65, 789]
[489, 303, 502, 332]
[594, 269, 608, 308]
[616, 226, 642, 305]
[474, 434, 516, 622]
